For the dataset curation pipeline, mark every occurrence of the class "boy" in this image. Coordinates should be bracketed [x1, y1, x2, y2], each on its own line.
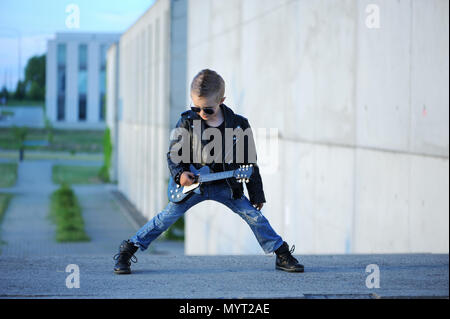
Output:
[113, 69, 304, 274]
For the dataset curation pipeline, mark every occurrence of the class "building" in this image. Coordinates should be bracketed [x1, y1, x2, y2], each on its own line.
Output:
[107, 0, 187, 219]
[108, 0, 449, 255]
[46, 32, 120, 129]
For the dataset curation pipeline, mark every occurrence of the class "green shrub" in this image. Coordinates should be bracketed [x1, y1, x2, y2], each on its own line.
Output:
[12, 126, 28, 146]
[163, 216, 185, 241]
[44, 117, 53, 144]
[0, 163, 18, 188]
[98, 165, 110, 183]
[98, 127, 112, 183]
[49, 183, 90, 242]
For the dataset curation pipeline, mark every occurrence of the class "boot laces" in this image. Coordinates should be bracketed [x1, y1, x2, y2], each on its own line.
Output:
[279, 245, 298, 264]
[113, 248, 138, 265]
[113, 253, 138, 263]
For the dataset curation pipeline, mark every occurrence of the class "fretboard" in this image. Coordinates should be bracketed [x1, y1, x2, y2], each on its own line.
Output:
[199, 170, 235, 183]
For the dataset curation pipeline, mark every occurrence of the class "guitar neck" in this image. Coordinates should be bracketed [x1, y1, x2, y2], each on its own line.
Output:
[199, 170, 235, 183]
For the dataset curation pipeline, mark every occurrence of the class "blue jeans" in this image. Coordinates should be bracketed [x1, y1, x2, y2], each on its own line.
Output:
[130, 181, 284, 254]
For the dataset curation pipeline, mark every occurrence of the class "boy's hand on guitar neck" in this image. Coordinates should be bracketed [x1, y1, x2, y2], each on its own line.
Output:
[180, 171, 196, 186]
[253, 203, 264, 211]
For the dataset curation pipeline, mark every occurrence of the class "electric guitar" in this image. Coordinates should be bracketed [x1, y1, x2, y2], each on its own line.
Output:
[167, 163, 254, 203]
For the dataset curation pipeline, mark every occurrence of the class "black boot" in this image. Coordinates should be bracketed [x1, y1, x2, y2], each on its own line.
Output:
[113, 240, 138, 274]
[275, 242, 304, 272]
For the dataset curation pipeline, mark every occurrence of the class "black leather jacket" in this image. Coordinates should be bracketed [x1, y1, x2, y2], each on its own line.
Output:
[166, 103, 266, 205]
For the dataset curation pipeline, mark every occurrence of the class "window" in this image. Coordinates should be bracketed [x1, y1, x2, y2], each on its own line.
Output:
[99, 44, 107, 121]
[57, 43, 66, 121]
[78, 44, 87, 121]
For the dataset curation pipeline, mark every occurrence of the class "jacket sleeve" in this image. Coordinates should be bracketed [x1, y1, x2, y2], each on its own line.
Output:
[167, 116, 191, 180]
[242, 118, 266, 205]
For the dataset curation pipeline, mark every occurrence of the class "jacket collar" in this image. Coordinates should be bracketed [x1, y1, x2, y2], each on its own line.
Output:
[221, 103, 236, 128]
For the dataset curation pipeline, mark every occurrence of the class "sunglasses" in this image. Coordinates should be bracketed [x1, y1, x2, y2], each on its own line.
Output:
[190, 106, 216, 115]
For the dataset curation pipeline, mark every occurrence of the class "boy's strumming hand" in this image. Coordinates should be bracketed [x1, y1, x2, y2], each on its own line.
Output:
[180, 171, 196, 186]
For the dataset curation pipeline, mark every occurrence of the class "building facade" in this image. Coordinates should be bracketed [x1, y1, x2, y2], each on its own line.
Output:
[184, 0, 449, 255]
[46, 33, 120, 129]
[107, 0, 188, 220]
[107, 0, 448, 255]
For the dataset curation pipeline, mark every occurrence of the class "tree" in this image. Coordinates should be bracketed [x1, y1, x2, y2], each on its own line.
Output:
[14, 80, 26, 100]
[12, 125, 28, 161]
[0, 86, 9, 104]
[28, 81, 44, 100]
[24, 54, 46, 101]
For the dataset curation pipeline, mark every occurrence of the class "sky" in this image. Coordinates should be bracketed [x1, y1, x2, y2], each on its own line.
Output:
[0, 0, 155, 91]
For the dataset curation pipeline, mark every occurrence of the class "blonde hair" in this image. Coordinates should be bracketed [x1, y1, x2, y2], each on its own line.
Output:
[190, 69, 225, 103]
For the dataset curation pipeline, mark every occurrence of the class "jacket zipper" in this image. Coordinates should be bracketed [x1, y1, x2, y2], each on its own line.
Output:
[221, 110, 232, 198]
[223, 126, 240, 199]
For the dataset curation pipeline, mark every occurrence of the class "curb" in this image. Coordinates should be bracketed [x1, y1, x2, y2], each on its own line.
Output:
[109, 189, 147, 231]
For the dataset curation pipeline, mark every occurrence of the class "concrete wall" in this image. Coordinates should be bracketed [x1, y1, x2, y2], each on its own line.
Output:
[185, 0, 449, 254]
[113, 0, 188, 220]
[169, 0, 189, 129]
[106, 43, 119, 182]
[45, 33, 120, 129]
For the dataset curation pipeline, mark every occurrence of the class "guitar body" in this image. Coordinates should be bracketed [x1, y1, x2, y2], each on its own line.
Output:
[167, 164, 209, 203]
[167, 163, 253, 203]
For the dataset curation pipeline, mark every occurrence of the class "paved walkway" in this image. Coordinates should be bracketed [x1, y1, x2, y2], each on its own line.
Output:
[0, 160, 183, 257]
[0, 160, 136, 256]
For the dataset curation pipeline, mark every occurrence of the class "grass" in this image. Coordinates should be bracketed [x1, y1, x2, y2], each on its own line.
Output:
[0, 150, 103, 162]
[2, 99, 44, 107]
[0, 128, 104, 153]
[52, 165, 104, 185]
[49, 183, 90, 242]
[0, 162, 18, 188]
[0, 193, 13, 223]
[1, 110, 14, 117]
[0, 192, 14, 248]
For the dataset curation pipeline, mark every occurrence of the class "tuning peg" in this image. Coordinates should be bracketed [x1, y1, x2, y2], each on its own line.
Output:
[250, 164, 253, 167]
[245, 179, 249, 183]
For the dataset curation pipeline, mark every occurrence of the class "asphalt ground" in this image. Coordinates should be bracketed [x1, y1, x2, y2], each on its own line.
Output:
[0, 253, 447, 299]
[0, 160, 448, 300]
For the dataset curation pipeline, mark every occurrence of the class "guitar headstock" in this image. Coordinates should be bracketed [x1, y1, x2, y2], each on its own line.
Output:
[233, 164, 254, 183]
